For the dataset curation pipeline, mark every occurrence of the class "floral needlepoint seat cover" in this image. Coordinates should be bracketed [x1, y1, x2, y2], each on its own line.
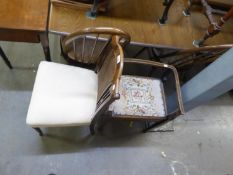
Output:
[109, 75, 166, 117]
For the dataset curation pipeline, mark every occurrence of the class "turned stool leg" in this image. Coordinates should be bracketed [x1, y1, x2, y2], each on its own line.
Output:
[158, 0, 175, 25]
[193, 7, 233, 47]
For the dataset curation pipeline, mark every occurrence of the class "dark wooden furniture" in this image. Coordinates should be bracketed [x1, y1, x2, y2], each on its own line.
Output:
[159, 0, 175, 25]
[159, 0, 233, 46]
[157, 44, 233, 68]
[0, 0, 51, 61]
[192, 5, 233, 46]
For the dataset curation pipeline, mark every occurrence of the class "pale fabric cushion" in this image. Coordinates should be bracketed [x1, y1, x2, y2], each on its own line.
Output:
[109, 75, 166, 117]
[26, 61, 98, 127]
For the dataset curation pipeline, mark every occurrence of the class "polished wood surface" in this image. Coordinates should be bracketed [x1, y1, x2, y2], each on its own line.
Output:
[49, 0, 233, 49]
[0, 0, 51, 61]
[0, 0, 49, 31]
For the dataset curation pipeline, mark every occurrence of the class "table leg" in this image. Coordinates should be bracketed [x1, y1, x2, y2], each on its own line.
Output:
[39, 33, 51, 62]
[0, 46, 13, 69]
[158, 0, 175, 25]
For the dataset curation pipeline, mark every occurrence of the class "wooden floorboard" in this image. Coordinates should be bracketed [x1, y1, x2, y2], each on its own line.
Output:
[49, 0, 233, 49]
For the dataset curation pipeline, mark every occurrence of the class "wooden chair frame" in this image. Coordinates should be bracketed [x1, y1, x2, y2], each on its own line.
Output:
[61, 27, 130, 134]
[96, 58, 185, 133]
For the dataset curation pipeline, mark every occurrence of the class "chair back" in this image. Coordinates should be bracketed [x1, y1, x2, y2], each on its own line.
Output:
[62, 27, 130, 65]
[62, 27, 130, 125]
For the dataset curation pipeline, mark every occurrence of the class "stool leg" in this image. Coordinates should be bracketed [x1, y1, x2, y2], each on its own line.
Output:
[183, 0, 193, 16]
[0, 46, 13, 69]
[158, 0, 174, 25]
[33, 127, 44, 136]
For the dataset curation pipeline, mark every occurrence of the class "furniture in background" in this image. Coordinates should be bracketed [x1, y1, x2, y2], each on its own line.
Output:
[26, 27, 130, 136]
[188, 4, 233, 46]
[158, 0, 175, 25]
[0, 0, 51, 61]
[89, 0, 108, 17]
[0, 46, 13, 69]
[159, 0, 233, 46]
[51, 0, 108, 18]
[49, 0, 233, 49]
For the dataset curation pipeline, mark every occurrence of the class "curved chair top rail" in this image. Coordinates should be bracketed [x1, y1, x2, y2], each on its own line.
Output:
[62, 27, 131, 49]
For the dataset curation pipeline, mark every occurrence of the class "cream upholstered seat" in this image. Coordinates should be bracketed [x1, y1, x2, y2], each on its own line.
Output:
[26, 61, 98, 127]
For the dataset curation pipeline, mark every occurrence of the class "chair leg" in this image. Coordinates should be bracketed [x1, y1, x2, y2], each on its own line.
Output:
[90, 123, 95, 135]
[33, 127, 44, 136]
[158, 0, 175, 25]
[0, 46, 13, 69]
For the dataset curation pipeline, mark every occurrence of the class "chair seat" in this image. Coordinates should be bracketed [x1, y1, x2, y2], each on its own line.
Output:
[26, 61, 98, 127]
[109, 75, 166, 117]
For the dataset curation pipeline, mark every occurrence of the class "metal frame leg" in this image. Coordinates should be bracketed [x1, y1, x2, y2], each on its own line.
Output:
[0, 46, 13, 69]
[158, 0, 175, 25]
[33, 127, 44, 136]
[39, 33, 51, 62]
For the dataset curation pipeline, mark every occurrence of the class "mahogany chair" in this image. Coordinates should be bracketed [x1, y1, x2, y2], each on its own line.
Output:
[26, 27, 130, 136]
[0, 46, 13, 69]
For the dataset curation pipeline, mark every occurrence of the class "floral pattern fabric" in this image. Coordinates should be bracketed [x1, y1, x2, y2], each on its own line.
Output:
[109, 75, 166, 117]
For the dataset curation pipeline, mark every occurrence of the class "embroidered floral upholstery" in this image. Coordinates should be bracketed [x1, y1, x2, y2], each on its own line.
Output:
[109, 75, 166, 117]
